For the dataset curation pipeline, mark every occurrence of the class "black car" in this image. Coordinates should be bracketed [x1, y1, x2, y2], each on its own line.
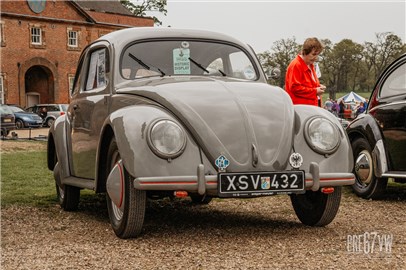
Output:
[8, 105, 43, 129]
[347, 54, 406, 199]
[0, 104, 16, 136]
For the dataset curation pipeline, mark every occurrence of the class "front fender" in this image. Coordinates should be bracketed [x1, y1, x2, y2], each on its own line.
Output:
[346, 113, 383, 147]
[101, 105, 210, 179]
[293, 105, 354, 174]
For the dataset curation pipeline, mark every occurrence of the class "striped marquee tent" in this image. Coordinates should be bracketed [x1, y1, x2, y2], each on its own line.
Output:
[338, 91, 366, 103]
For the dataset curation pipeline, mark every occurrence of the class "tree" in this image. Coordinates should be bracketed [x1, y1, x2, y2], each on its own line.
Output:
[121, 0, 167, 26]
[258, 37, 299, 87]
[364, 32, 406, 83]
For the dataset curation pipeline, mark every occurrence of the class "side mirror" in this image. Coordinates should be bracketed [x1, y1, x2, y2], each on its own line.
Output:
[267, 68, 281, 80]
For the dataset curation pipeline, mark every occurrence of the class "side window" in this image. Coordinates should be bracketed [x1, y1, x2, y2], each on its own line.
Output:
[85, 48, 107, 91]
[207, 58, 224, 75]
[229, 52, 257, 80]
[380, 62, 406, 98]
[68, 74, 75, 93]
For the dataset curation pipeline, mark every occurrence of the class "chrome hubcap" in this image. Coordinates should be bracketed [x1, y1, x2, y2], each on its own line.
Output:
[355, 150, 373, 185]
[110, 150, 124, 221]
[111, 199, 124, 221]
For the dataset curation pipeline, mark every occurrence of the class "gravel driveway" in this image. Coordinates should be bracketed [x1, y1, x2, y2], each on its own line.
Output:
[2, 189, 405, 269]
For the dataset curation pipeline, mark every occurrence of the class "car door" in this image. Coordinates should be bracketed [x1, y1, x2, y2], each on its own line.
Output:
[372, 59, 406, 171]
[68, 41, 112, 179]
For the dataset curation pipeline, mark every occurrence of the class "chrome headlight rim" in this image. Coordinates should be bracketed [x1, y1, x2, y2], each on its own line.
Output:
[304, 116, 341, 155]
[147, 118, 187, 159]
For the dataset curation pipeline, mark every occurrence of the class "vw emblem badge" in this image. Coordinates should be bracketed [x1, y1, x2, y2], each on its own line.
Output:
[215, 155, 230, 171]
[289, 152, 303, 169]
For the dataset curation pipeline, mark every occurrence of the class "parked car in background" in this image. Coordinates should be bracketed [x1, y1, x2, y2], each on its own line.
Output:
[7, 105, 43, 129]
[0, 104, 16, 136]
[47, 28, 355, 239]
[26, 104, 68, 127]
[347, 53, 406, 199]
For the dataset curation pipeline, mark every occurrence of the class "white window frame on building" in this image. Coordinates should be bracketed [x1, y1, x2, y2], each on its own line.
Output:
[0, 75, 5, 104]
[31, 27, 42, 45]
[67, 27, 81, 51]
[68, 30, 78, 47]
[0, 21, 5, 47]
[29, 24, 46, 49]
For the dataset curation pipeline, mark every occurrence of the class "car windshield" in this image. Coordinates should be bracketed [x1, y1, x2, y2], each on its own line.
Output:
[120, 40, 258, 81]
[8, 106, 25, 113]
[0, 105, 14, 115]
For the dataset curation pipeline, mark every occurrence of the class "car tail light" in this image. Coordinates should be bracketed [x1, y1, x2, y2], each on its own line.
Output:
[60, 112, 65, 115]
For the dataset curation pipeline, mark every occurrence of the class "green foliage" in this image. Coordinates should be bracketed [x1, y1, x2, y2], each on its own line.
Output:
[1, 150, 55, 206]
[121, 0, 167, 26]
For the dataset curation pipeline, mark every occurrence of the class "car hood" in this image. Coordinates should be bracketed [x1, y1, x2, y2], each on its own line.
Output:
[118, 77, 295, 171]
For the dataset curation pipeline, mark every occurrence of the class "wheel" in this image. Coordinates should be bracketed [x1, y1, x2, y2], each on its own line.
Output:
[16, 119, 25, 129]
[290, 187, 342, 226]
[54, 163, 80, 211]
[190, 194, 212, 204]
[106, 138, 146, 239]
[351, 138, 387, 199]
[46, 118, 55, 127]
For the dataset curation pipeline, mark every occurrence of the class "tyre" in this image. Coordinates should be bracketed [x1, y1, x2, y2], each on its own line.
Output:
[351, 138, 387, 199]
[54, 163, 80, 211]
[46, 118, 55, 127]
[190, 194, 212, 204]
[290, 187, 342, 226]
[16, 119, 25, 129]
[106, 138, 146, 239]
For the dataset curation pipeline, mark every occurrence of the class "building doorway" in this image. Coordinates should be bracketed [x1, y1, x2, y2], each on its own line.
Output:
[24, 65, 54, 105]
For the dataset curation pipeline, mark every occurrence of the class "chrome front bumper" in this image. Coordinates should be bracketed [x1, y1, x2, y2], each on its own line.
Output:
[133, 162, 355, 195]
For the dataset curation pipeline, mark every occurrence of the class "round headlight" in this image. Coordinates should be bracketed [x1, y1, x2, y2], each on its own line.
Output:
[304, 117, 340, 155]
[148, 119, 187, 159]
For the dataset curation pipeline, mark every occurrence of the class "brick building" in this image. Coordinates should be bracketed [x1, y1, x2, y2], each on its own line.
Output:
[0, 0, 154, 107]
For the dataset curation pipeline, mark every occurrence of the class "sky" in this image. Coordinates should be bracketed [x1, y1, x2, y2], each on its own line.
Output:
[149, 0, 406, 53]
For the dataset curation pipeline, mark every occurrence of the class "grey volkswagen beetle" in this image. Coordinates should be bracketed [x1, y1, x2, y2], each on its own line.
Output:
[47, 28, 355, 238]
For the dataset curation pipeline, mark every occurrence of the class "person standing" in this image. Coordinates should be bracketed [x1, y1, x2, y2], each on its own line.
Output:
[285, 37, 326, 106]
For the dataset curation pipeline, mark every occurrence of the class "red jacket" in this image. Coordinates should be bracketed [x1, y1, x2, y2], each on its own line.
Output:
[285, 55, 320, 106]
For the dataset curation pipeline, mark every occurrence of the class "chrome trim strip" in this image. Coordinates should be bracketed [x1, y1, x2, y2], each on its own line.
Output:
[382, 173, 406, 179]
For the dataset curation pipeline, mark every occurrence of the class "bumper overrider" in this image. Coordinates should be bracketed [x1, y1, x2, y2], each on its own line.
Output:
[132, 162, 355, 194]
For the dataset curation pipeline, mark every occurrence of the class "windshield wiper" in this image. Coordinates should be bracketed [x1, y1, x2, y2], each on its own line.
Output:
[218, 69, 226, 76]
[129, 53, 150, 70]
[188, 57, 209, 74]
[129, 53, 165, 77]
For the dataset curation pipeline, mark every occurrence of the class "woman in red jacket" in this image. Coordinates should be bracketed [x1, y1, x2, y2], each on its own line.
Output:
[285, 38, 326, 106]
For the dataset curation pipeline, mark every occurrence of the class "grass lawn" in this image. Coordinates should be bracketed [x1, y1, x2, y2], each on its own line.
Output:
[1, 149, 56, 207]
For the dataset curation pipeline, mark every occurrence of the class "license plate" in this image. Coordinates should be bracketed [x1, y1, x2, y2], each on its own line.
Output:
[218, 171, 305, 198]
[3, 119, 11, 123]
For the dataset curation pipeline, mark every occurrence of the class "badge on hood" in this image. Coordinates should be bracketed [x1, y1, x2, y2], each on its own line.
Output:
[215, 155, 230, 171]
[289, 152, 303, 169]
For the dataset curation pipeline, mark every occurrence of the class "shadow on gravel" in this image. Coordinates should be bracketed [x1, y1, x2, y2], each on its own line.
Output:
[75, 195, 306, 237]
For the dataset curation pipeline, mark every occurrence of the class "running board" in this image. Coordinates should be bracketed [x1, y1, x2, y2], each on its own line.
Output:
[62, 176, 95, 190]
[382, 172, 406, 179]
